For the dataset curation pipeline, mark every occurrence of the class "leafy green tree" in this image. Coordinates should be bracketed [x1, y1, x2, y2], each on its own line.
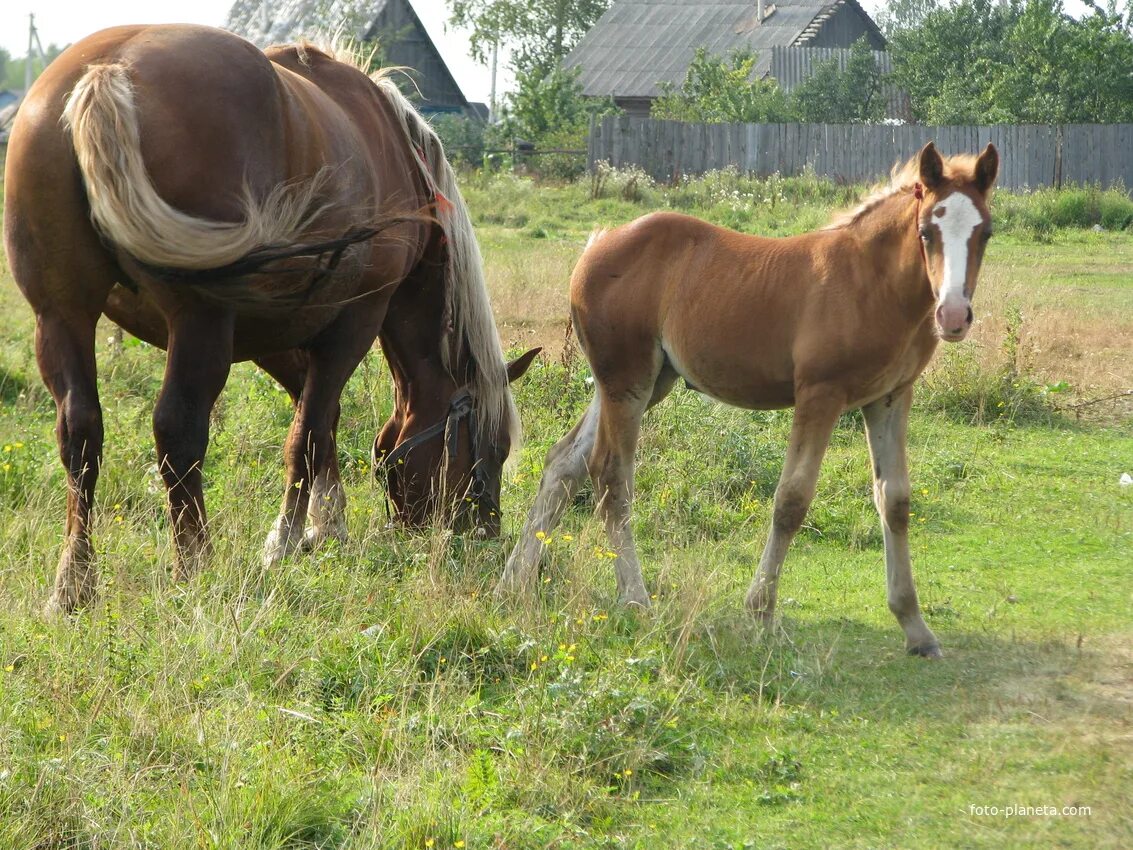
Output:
[889, 0, 1133, 123]
[791, 37, 884, 123]
[651, 48, 794, 123]
[447, 0, 609, 77]
[986, 0, 1133, 122]
[876, 0, 942, 37]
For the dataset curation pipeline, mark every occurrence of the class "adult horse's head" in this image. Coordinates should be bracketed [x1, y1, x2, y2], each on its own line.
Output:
[374, 345, 540, 538]
[914, 142, 998, 342]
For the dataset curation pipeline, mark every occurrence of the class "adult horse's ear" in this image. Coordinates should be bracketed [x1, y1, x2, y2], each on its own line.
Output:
[918, 142, 944, 190]
[506, 347, 542, 383]
[975, 143, 999, 195]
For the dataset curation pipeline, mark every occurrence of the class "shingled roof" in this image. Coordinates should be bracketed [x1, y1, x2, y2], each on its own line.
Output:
[225, 0, 473, 113]
[565, 0, 885, 100]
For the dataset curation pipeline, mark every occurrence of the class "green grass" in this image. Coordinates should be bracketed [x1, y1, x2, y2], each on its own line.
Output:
[1, 170, 1132, 848]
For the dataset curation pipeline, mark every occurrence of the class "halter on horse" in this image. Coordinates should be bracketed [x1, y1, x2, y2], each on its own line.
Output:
[4, 24, 536, 614]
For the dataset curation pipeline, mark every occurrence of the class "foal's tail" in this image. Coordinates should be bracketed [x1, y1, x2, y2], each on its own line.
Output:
[63, 61, 333, 273]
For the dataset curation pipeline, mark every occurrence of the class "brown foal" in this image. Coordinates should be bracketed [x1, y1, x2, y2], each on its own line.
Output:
[499, 142, 999, 657]
[4, 25, 534, 614]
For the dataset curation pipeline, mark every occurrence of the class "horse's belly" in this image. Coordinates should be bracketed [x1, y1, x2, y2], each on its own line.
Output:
[662, 339, 795, 409]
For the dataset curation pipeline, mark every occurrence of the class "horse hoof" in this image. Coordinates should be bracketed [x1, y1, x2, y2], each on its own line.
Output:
[908, 642, 943, 659]
[42, 597, 69, 619]
[620, 591, 652, 610]
[494, 575, 535, 601]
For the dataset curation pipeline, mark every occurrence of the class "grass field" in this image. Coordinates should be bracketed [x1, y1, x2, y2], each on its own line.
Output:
[1, 169, 1131, 848]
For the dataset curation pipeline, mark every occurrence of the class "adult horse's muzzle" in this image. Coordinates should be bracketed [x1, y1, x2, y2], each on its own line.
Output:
[375, 385, 503, 537]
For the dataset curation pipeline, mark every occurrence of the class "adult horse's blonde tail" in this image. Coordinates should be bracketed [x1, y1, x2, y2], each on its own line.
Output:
[63, 61, 326, 270]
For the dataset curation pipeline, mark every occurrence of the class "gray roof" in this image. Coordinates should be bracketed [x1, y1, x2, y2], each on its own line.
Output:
[565, 0, 883, 99]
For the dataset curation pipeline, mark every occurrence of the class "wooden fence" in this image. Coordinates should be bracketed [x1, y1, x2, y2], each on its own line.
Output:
[589, 116, 1133, 192]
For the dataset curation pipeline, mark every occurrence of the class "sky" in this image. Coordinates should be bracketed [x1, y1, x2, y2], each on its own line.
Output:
[0, 0, 510, 103]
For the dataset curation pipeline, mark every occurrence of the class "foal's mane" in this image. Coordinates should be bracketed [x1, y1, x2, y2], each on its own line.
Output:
[823, 151, 986, 231]
[292, 42, 520, 448]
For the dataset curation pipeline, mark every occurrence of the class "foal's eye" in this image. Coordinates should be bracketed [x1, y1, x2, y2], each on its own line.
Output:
[919, 226, 933, 241]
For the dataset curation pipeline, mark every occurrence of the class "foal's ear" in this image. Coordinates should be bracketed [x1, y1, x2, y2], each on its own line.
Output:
[506, 347, 542, 383]
[918, 142, 945, 190]
[974, 143, 999, 195]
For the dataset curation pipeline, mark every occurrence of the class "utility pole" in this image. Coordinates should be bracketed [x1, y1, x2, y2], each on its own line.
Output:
[25, 13, 47, 92]
[489, 34, 499, 123]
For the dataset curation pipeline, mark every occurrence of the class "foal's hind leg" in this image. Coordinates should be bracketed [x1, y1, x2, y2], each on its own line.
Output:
[153, 307, 235, 580]
[496, 395, 601, 597]
[255, 350, 347, 553]
[590, 388, 653, 607]
[862, 388, 941, 657]
[746, 389, 844, 623]
[36, 313, 106, 615]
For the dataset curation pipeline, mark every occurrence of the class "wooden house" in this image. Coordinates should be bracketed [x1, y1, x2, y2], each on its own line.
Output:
[565, 0, 888, 116]
[226, 0, 480, 117]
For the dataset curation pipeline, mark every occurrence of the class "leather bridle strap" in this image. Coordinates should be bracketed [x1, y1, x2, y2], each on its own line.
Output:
[377, 385, 497, 520]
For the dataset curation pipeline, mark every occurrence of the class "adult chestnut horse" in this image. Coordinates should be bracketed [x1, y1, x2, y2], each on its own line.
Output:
[498, 143, 998, 657]
[4, 24, 536, 615]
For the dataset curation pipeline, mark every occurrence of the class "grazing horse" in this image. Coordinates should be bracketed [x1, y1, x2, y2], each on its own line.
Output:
[498, 143, 999, 657]
[4, 24, 536, 615]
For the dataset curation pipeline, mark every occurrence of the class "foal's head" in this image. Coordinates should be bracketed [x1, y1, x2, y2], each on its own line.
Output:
[913, 142, 999, 342]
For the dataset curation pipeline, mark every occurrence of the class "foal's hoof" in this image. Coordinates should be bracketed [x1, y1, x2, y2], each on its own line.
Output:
[907, 642, 943, 659]
[42, 595, 72, 619]
[619, 590, 652, 611]
[494, 574, 537, 601]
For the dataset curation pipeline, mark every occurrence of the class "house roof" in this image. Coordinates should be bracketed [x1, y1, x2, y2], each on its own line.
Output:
[565, 0, 884, 99]
[224, 0, 470, 111]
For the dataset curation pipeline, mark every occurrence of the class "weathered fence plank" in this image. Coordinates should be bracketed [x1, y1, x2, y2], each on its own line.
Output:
[590, 116, 1133, 193]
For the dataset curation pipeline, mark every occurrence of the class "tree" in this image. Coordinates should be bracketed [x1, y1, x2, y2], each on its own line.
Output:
[447, 0, 610, 77]
[889, 0, 1133, 124]
[791, 37, 885, 123]
[876, 0, 942, 37]
[651, 49, 794, 123]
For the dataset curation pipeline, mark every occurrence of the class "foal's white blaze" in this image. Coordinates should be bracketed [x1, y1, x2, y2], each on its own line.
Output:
[932, 192, 984, 341]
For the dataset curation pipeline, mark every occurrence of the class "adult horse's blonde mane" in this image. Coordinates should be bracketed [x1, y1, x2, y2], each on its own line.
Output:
[367, 61, 520, 450]
[823, 151, 986, 231]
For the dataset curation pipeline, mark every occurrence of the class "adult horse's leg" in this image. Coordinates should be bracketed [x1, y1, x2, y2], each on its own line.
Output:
[36, 312, 107, 614]
[862, 388, 941, 657]
[254, 350, 347, 552]
[153, 306, 235, 579]
[497, 396, 602, 596]
[7, 146, 116, 613]
[746, 390, 844, 623]
[262, 307, 386, 567]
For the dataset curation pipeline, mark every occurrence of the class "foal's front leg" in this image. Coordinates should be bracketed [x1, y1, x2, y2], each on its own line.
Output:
[862, 388, 941, 657]
[746, 390, 843, 623]
[153, 308, 235, 580]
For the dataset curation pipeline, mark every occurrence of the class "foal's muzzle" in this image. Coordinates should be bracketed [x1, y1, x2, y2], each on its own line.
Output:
[936, 301, 974, 342]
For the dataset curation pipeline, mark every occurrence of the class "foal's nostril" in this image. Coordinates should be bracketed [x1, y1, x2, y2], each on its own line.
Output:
[966, 306, 974, 325]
